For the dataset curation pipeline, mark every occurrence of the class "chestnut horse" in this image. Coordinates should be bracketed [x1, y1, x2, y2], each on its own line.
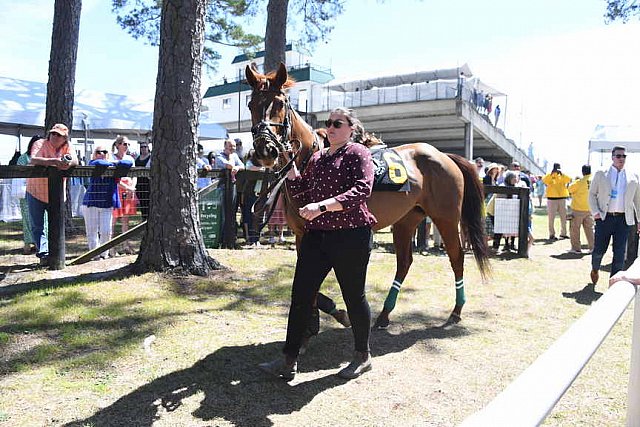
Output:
[246, 63, 490, 328]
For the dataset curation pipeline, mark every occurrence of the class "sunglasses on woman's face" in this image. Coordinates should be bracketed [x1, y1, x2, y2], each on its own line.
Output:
[95, 150, 108, 155]
[117, 142, 129, 146]
[325, 119, 347, 129]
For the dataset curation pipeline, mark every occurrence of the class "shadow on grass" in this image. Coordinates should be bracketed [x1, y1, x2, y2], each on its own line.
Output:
[0, 265, 136, 299]
[64, 312, 471, 427]
[0, 294, 181, 375]
[562, 283, 603, 305]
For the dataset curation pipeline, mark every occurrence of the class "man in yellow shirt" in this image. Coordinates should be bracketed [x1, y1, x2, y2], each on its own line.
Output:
[542, 163, 571, 240]
[568, 165, 594, 254]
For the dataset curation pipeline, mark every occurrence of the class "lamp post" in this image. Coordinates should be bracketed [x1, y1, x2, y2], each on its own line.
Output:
[81, 113, 90, 164]
[237, 68, 241, 132]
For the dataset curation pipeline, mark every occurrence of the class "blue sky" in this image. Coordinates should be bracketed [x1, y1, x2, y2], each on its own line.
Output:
[1, 0, 640, 173]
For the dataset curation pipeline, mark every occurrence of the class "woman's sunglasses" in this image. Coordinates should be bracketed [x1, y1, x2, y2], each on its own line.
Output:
[94, 150, 108, 155]
[325, 119, 347, 129]
[117, 142, 129, 146]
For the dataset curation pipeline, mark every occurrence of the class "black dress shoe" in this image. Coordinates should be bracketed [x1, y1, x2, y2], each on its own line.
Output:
[259, 358, 297, 381]
[332, 309, 351, 328]
[338, 351, 372, 379]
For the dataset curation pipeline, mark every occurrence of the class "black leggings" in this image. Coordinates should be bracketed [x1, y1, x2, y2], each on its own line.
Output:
[283, 227, 372, 357]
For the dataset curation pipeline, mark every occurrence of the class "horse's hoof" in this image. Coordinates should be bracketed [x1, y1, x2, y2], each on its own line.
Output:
[445, 312, 462, 325]
[373, 316, 390, 330]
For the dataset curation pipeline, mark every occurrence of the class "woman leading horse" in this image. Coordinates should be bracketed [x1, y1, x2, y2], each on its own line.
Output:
[246, 63, 490, 329]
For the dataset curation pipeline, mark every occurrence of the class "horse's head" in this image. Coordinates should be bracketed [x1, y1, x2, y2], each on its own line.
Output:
[245, 63, 295, 168]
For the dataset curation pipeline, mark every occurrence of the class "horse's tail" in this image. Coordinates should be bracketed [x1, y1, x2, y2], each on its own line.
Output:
[447, 153, 491, 280]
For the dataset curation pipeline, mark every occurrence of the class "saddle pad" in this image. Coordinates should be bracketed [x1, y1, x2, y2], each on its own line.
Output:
[371, 148, 411, 192]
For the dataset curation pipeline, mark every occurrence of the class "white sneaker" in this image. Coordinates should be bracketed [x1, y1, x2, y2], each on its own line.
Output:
[279, 236, 286, 243]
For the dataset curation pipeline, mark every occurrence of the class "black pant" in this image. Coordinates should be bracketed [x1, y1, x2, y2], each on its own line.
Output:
[283, 227, 372, 358]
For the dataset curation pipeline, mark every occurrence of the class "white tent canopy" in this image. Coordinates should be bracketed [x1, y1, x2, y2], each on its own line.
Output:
[588, 124, 640, 153]
[587, 124, 640, 169]
[0, 76, 228, 142]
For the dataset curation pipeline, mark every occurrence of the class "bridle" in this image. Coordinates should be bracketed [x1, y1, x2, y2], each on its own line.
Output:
[248, 84, 319, 231]
[249, 86, 317, 177]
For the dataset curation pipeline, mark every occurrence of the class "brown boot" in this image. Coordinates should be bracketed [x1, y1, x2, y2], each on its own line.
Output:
[590, 269, 599, 285]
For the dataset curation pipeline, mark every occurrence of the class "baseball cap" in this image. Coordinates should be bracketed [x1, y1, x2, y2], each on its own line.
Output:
[48, 123, 69, 137]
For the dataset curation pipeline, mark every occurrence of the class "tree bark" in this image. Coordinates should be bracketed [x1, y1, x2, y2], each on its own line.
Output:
[264, 0, 289, 73]
[46, 0, 81, 235]
[46, 0, 81, 132]
[136, 0, 220, 275]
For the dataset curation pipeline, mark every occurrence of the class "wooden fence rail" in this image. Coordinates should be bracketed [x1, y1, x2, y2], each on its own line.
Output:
[0, 165, 275, 269]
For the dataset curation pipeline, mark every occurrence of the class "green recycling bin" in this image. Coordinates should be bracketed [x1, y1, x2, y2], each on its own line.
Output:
[199, 187, 223, 248]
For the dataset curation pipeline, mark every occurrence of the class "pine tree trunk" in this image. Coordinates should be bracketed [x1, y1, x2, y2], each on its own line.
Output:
[45, 0, 80, 132]
[264, 0, 289, 73]
[46, 0, 81, 245]
[136, 0, 220, 275]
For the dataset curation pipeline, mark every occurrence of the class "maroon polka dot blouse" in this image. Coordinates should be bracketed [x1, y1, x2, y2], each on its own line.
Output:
[286, 142, 377, 231]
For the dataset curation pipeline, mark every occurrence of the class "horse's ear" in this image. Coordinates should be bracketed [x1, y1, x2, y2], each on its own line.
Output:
[274, 62, 288, 88]
[246, 65, 259, 88]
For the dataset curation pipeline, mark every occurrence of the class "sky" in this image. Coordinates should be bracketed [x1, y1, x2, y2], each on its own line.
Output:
[1, 0, 640, 174]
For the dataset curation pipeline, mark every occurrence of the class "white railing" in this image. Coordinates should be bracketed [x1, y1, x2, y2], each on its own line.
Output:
[460, 261, 640, 426]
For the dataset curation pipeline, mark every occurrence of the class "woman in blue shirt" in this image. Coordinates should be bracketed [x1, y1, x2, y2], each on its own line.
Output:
[82, 145, 132, 259]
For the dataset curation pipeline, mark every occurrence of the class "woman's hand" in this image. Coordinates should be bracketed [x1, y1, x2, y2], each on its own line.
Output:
[287, 163, 300, 180]
[54, 158, 71, 170]
[299, 202, 323, 221]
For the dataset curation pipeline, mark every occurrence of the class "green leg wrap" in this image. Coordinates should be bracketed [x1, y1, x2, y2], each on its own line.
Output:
[455, 278, 466, 306]
[383, 279, 402, 312]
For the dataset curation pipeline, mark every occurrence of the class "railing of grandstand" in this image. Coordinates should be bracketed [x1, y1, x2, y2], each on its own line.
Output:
[460, 259, 640, 426]
[320, 80, 488, 113]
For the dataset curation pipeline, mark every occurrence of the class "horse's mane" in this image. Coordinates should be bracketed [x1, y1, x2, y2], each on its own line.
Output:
[315, 128, 384, 148]
[359, 131, 384, 148]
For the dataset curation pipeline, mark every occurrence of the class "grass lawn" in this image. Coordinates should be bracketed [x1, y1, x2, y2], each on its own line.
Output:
[0, 206, 634, 426]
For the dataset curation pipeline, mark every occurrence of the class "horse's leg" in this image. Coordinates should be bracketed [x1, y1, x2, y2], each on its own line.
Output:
[433, 218, 466, 323]
[373, 209, 424, 329]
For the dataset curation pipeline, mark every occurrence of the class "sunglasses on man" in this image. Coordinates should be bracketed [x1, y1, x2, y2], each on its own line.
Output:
[613, 154, 627, 159]
[94, 150, 109, 155]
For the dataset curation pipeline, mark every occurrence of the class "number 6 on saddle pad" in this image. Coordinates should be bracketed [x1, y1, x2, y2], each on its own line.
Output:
[371, 148, 411, 192]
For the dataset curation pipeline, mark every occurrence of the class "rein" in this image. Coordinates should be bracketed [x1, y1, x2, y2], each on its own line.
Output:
[249, 88, 319, 233]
